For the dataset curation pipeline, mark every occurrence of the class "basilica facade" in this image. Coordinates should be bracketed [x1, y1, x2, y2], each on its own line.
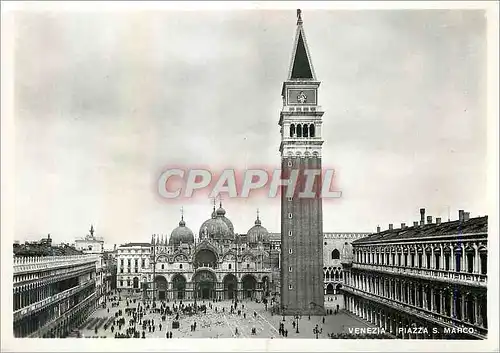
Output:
[116, 204, 274, 302]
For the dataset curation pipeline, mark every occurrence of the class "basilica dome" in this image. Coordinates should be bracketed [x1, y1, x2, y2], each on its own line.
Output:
[215, 204, 235, 237]
[169, 218, 194, 246]
[247, 214, 269, 247]
[199, 208, 232, 241]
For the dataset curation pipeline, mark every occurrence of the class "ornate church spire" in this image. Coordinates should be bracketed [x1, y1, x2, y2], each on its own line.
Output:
[255, 208, 262, 226]
[179, 206, 186, 226]
[211, 197, 217, 218]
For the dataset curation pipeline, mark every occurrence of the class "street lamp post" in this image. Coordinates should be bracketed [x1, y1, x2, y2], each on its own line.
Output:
[313, 325, 319, 339]
[295, 315, 300, 334]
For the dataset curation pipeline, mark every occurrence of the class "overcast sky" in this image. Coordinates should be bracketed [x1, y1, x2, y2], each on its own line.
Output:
[13, 9, 487, 247]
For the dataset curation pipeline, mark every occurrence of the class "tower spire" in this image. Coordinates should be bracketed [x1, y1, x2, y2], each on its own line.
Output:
[288, 9, 316, 80]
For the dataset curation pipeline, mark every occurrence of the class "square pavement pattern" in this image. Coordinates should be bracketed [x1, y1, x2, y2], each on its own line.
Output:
[78, 294, 373, 339]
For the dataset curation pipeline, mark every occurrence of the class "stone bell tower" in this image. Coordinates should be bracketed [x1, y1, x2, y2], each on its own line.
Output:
[279, 9, 325, 316]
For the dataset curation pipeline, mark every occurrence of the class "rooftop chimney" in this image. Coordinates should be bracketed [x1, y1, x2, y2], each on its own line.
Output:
[459, 209, 464, 222]
[401, 223, 406, 229]
[376, 226, 381, 233]
[388, 224, 393, 230]
[427, 216, 433, 224]
[436, 217, 442, 225]
[464, 212, 470, 221]
[420, 208, 425, 226]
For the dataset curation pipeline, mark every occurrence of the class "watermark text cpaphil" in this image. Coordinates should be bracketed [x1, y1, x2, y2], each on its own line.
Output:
[157, 167, 342, 200]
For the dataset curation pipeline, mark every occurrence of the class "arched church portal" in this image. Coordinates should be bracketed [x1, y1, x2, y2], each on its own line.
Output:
[223, 274, 237, 300]
[172, 274, 186, 300]
[242, 274, 257, 299]
[193, 270, 217, 300]
[154, 275, 168, 300]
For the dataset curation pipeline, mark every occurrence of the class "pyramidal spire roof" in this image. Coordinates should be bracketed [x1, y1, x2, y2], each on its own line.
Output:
[288, 9, 316, 81]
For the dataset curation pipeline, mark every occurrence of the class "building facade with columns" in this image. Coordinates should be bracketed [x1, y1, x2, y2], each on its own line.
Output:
[341, 208, 488, 339]
[74, 226, 114, 305]
[116, 242, 152, 292]
[323, 232, 370, 295]
[116, 205, 275, 302]
[13, 254, 99, 337]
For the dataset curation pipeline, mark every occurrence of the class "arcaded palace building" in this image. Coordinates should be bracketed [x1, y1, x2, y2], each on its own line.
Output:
[13, 252, 99, 338]
[13, 230, 115, 338]
[341, 208, 488, 339]
[322, 232, 369, 295]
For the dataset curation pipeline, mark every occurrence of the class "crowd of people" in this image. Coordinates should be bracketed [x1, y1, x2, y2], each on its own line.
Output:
[78, 291, 385, 339]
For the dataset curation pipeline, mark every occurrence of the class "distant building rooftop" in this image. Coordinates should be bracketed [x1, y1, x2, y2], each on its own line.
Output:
[13, 242, 83, 257]
[354, 216, 487, 245]
[119, 242, 151, 248]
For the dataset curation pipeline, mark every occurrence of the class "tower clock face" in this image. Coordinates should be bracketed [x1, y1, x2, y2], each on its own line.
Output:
[297, 91, 307, 103]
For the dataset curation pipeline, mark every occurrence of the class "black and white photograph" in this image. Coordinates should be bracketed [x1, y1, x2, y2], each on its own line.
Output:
[1, 1, 498, 352]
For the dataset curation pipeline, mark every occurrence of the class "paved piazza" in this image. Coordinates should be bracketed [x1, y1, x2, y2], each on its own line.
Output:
[79, 293, 371, 339]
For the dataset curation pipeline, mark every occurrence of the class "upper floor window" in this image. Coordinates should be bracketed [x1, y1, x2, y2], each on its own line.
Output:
[331, 249, 340, 260]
